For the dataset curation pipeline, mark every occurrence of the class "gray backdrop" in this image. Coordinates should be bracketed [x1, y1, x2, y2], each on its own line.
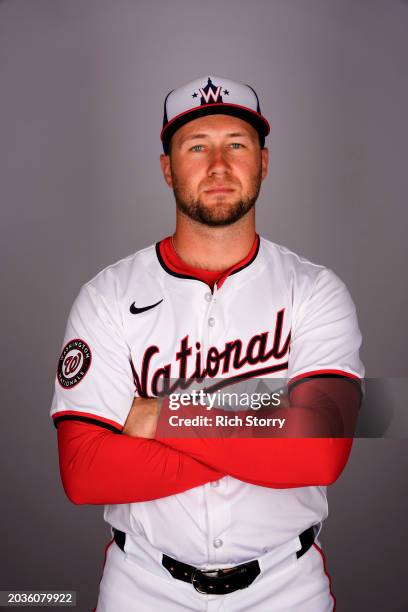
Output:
[1, 1, 407, 611]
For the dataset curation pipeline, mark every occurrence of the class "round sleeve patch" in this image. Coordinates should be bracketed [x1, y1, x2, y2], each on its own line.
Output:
[57, 338, 92, 389]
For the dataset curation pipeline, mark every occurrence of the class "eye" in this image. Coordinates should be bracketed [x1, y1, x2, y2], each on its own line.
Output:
[229, 142, 244, 149]
[190, 144, 205, 152]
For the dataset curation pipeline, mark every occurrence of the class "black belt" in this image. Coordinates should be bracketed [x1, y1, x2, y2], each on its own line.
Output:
[112, 525, 316, 595]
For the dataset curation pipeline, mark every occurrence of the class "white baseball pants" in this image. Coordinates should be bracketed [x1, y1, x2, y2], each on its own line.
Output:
[95, 535, 335, 611]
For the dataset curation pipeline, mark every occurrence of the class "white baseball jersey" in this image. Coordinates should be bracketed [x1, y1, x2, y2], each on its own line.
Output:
[50, 235, 364, 567]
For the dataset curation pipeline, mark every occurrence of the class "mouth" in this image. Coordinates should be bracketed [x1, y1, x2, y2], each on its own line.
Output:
[204, 187, 236, 194]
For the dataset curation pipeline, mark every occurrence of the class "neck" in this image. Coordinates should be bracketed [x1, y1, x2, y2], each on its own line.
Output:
[173, 209, 256, 271]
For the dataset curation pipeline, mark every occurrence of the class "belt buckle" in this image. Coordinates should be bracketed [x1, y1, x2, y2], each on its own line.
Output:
[191, 567, 225, 594]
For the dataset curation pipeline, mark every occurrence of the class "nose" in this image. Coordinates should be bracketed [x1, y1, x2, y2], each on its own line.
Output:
[207, 146, 231, 176]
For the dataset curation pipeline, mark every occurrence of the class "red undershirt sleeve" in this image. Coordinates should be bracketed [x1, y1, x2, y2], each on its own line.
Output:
[155, 377, 361, 488]
[57, 419, 225, 505]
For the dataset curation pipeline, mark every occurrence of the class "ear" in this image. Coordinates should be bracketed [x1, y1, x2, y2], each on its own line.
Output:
[160, 154, 173, 188]
[260, 147, 269, 181]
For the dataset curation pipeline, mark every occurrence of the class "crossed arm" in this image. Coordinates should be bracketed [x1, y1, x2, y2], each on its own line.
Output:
[57, 416, 224, 505]
[57, 378, 360, 505]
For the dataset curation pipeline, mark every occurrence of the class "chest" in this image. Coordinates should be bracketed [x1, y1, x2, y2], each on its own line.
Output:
[123, 275, 292, 397]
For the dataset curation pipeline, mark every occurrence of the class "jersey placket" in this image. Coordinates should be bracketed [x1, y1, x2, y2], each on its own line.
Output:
[199, 282, 233, 565]
[200, 283, 219, 360]
[204, 476, 232, 566]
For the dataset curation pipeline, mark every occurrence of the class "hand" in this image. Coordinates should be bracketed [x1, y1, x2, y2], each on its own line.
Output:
[123, 396, 162, 439]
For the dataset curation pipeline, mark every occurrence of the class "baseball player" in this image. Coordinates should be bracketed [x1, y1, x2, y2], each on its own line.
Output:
[50, 75, 364, 611]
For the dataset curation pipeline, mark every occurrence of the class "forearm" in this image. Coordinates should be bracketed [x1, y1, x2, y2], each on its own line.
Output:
[156, 378, 360, 487]
[154, 435, 353, 487]
[57, 420, 224, 505]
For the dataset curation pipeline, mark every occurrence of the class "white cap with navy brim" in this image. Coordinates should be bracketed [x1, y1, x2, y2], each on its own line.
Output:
[161, 75, 270, 154]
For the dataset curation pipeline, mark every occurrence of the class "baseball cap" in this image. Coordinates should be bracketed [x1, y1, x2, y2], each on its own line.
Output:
[161, 75, 270, 154]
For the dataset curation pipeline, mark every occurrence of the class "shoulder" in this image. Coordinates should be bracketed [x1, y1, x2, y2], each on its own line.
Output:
[259, 235, 324, 274]
[82, 242, 160, 298]
[259, 235, 335, 292]
[68, 243, 163, 326]
[258, 236, 354, 317]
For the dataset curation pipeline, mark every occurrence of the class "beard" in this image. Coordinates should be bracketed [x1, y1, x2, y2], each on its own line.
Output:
[171, 167, 263, 228]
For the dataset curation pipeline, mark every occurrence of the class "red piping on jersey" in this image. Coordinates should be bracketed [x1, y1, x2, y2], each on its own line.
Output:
[52, 410, 123, 432]
[92, 537, 114, 612]
[157, 234, 260, 289]
[101, 537, 114, 574]
[289, 369, 361, 385]
[313, 542, 337, 611]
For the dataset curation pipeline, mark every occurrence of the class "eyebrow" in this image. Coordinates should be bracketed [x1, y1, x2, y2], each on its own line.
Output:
[178, 132, 252, 147]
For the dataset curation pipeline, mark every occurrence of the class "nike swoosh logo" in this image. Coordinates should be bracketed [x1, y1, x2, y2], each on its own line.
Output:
[130, 299, 163, 314]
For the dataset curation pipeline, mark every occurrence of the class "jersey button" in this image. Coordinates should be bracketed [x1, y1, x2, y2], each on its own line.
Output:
[205, 292, 212, 302]
[213, 538, 223, 548]
[208, 317, 216, 327]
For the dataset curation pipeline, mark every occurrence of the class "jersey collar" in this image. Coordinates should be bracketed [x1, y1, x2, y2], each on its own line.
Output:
[156, 234, 260, 290]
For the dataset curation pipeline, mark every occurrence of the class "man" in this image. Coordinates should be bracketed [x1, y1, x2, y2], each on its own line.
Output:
[51, 75, 364, 611]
